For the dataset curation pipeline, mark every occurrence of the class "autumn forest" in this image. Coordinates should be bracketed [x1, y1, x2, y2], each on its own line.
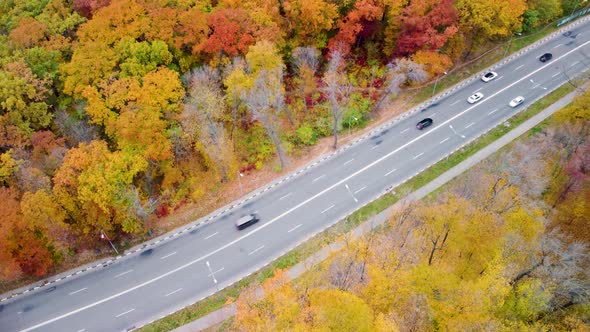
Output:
[0, 0, 586, 293]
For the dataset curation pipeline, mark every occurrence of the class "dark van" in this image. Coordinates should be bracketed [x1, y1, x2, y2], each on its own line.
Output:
[235, 214, 259, 230]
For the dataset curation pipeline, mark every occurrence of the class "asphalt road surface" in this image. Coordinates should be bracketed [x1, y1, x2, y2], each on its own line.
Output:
[2, 19, 590, 332]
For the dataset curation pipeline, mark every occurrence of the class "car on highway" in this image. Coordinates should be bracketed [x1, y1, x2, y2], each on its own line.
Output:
[509, 96, 525, 107]
[539, 53, 553, 62]
[236, 213, 259, 230]
[481, 71, 498, 82]
[467, 92, 484, 104]
[416, 118, 433, 130]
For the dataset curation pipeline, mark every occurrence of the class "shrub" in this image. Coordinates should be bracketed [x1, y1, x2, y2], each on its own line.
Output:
[296, 124, 318, 145]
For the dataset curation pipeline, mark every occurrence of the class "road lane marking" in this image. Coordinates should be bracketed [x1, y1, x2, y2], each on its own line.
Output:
[570, 61, 580, 67]
[450, 100, 460, 106]
[68, 288, 87, 296]
[165, 288, 183, 297]
[400, 128, 410, 134]
[552, 72, 561, 77]
[496, 75, 503, 80]
[207, 267, 224, 277]
[204, 232, 218, 240]
[465, 122, 475, 129]
[113, 270, 133, 279]
[384, 168, 397, 176]
[160, 252, 177, 260]
[439, 137, 450, 144]
[515, 64, 524, 70]
[321, 204, 335, 214]
[76, 329, 85, 332]
[412, 152, 424, 160]
[115, 309, 135, 318]
[354, 186, 366, 194]
[279, 193, 292, 200]
[343, 159, 354, 166]
[288, 224, 302, 233]
[474, 87, 482, 93]
[553, 44, 563, 49]
[488, 108, 499, 115]
[21, 39, 590, 332]
[248, 245, 264, 256]
[370, 145, 379, 150]
[312, 174, 325, 182]
[429, 112, 437, 117]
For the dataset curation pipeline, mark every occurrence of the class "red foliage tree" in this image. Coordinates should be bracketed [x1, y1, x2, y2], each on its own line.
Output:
[327, 0, 383, 56]
[199, 8, 257, 58]
[395, 0, 458, 56]
[73, 0, 111, 18]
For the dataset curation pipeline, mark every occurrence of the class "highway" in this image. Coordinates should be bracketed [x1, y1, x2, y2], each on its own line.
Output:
[1, 18, 589, 332]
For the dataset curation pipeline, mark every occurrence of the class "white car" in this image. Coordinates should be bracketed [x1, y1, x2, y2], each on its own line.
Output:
[467, 92, 484, 104]
[481, 71, 498, 82]
[509, 96, 525, 108]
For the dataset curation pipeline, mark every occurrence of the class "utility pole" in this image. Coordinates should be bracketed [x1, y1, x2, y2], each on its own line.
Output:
[100, 229, 119, 255]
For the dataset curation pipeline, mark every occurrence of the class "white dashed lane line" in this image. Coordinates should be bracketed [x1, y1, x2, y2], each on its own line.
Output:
[279, 192, 292, 200]
[400, 128, 410, 134]
[204, 232, 218, 240]
[439, 137, 450, 144]
[160, 252, 177, 260]
[553, 44, 563, 49]
[354, 186, 367, 194]
[113, 270, 133, 279]
[552, 72, 561, 77]
[370, 145, 379, 150]
[207, 267, 224, 277]
[465, 122, 475, 129]
[321, 204, 335, 214]
[115, 309, 135, 318]
[312, 174, 326, 182]
[288, 224, 302, 233]
[343, 158, 354, 166]
[450, 100, 460, 106]
[68, 288, 87, 296]
[570, 61, 580, 67]
[76, 329, 85, 332]
[248, 245, 264, 256]
[165, 288, 183, 297]
[488, 108, 499, 115]
[384, 168, 397, 176]
[412, 152, 424, 160]
[515, 64, 524, 70]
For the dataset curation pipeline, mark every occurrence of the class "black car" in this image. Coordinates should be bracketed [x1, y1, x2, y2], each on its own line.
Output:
[539, 53, 553, 62]
[416, 118, 433, 130]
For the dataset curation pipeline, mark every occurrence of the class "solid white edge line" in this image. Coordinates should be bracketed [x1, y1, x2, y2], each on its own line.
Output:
[204, 232, 218, 240]
[160, 252, 177, 260]
[248, 245, 264, 256]
[164, 288, 183, 297]
[287, 224, 302, 233]
[115, 309, 135, 318]
[19, 39, 590, 332]
[321, 204, 335, 214]
[68, 288, 87, 296]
